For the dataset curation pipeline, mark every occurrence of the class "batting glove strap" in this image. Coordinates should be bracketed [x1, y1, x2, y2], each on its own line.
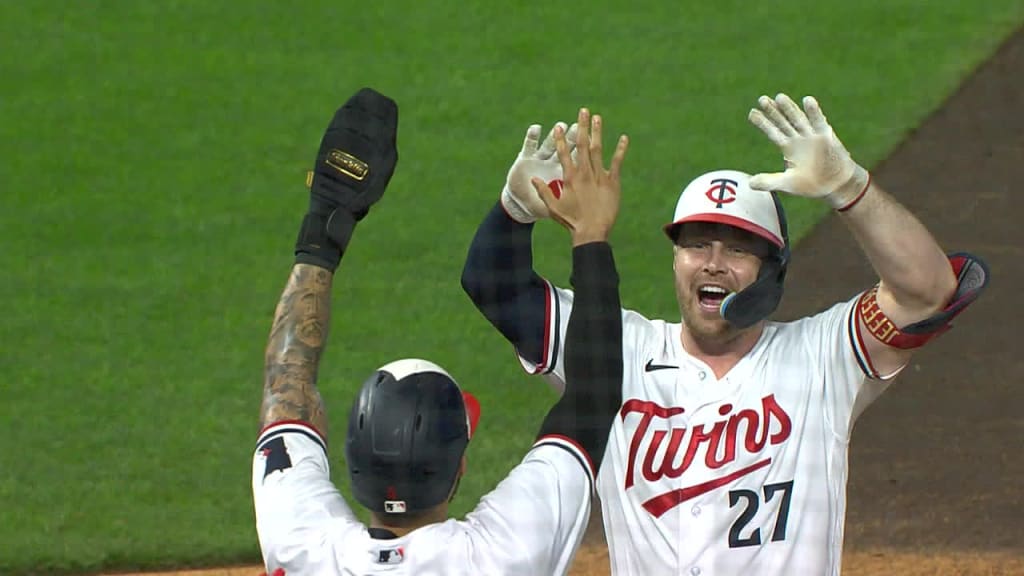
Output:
[828, 165, 871, 211]
[500, 184, 540, 224]
[294, 209, 357, 272]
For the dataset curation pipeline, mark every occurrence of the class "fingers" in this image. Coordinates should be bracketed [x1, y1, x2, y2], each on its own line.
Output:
[538, 122, 568, 159]
[748, 108, 788, 147]
[588, 113, 604, 174]
[774, 93, 813, 135]
[553, 123, 575, 176]
[565, 123, 579, 147]
[566, 122, 580, 163]
[549, 108, 622, 179]
[531, 176, 553, 201]
[521, 124, 542, 156]
[802, 96, 830, 133]
[608, 134, 629, 181]
[574, 108, 593, 173]
[756, 95, 797, 137]
[749, 171, 790, 192]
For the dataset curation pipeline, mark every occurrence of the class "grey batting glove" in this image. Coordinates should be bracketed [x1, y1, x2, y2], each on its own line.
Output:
[501, 122, 579, 223]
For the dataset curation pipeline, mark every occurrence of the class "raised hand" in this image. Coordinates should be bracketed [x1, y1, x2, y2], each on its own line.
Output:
[295, 88, 399, 271]
[747, 94, 869, 210]
[501, 122, 579, 223]
[532, 108, 629, 245]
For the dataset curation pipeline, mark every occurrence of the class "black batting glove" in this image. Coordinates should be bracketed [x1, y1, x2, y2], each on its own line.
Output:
[295, 87, 399, 271]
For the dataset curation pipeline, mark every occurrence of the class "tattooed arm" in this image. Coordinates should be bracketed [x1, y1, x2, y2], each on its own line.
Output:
[256, 88, 398, 439]
[260, 264, 333, 436]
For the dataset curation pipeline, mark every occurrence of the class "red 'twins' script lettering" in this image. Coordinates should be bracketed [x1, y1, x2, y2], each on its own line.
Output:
[620, 395, 792, 490]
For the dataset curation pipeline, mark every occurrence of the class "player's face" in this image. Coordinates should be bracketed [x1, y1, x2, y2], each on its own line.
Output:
[672, 223, 769, 340]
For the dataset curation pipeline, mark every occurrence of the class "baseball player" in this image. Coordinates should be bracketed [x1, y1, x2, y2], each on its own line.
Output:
[461, 94, 989, 575]
[252, 92, 631, 575]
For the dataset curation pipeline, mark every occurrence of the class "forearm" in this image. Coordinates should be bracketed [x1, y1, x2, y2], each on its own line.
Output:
[839, 181, 956, 325]
[538, 242, 622, 470]
[461, 201, 548, 364]
[260, 263, 332, 435]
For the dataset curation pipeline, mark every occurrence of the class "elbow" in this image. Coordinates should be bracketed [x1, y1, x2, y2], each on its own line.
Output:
[460, 260, 483, 302]
[901, 262, 958, 317]
[929, 264, 959, 311]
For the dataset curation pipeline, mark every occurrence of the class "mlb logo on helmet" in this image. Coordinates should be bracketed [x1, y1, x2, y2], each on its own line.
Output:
[663, 169, 784, 249]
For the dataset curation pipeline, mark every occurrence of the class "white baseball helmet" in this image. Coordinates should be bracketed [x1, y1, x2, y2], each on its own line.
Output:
[663, 169, 784, 248]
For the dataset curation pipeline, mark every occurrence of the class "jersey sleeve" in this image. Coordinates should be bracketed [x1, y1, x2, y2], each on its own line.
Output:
[462, 439, 594, 575]
[803, 295, 900, 439]
[518, 283, 640, 394]
[251, 420, 358, 571]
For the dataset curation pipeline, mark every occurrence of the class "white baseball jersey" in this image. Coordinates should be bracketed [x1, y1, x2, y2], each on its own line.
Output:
[519, 284, 900, 576]
[252, 421, 595, 576]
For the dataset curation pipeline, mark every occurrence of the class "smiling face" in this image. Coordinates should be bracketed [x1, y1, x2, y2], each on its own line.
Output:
[672, 222, 774, 342]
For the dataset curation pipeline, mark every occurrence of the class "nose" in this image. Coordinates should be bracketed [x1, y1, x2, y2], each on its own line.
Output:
[702, 242, 727, 273]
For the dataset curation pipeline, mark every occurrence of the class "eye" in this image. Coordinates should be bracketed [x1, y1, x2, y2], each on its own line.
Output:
[728, 245, 749, 255]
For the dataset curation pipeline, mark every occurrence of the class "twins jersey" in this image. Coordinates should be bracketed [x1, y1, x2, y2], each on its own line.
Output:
[252, 421, 595, 576]
[520, 284, 897, 576]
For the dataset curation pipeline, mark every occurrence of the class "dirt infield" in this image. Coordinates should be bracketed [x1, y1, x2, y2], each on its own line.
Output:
[106, 550, 1024, 576]
[99, 545, 1024, 574]
[126, 27, 1022, 576]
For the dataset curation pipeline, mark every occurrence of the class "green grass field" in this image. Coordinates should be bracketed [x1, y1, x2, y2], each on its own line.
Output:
[2, 2, 1021, 574]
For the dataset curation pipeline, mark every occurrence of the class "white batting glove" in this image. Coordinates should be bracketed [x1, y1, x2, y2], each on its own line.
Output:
[747, 94, 870, 210]
[501, 122, 579, 223]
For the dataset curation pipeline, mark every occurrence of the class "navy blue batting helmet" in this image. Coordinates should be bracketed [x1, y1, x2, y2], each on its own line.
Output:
[345, 359, 480, 515]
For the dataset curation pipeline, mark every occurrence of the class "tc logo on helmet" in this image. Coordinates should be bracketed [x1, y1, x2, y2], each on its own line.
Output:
[705, 178, 738, 208]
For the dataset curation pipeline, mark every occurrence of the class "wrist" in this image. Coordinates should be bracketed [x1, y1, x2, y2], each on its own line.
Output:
[571, 228, 611, 247]
[826, 165, 871, 211]
[500, 185, 538, 224]
[294, 209, 357, 272]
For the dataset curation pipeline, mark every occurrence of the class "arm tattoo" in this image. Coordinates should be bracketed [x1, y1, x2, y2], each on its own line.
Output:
[260, 263, 332, 437]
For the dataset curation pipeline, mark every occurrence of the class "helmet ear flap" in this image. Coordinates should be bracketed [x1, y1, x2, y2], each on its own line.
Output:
[720, 256, 785, 328]
[772, 191, 791, 268]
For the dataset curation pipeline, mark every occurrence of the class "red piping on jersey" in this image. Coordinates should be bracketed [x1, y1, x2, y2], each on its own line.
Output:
[531, 279, 555, 375]
[258, 419, 326, 444]
[537, 433, 596, 478]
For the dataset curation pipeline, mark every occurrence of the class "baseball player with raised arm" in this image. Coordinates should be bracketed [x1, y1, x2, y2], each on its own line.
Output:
[461, 94, 989, 575]
[252, 91, 631, 576]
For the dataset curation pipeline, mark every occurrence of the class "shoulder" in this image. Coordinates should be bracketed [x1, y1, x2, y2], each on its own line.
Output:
[262, 520, 368, 574]
[622, 306, 668, 338]
[770, 296, 859, 333]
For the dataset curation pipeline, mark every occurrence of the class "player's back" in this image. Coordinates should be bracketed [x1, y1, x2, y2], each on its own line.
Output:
[280, 518, 554, 576]
[255, 422, 592, 576]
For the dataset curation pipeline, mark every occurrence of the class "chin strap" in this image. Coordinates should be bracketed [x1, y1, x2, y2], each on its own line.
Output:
[858, 252, 989, 349]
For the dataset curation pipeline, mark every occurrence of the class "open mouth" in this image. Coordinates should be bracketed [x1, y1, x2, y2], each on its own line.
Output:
[698, 285, 729, 311]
